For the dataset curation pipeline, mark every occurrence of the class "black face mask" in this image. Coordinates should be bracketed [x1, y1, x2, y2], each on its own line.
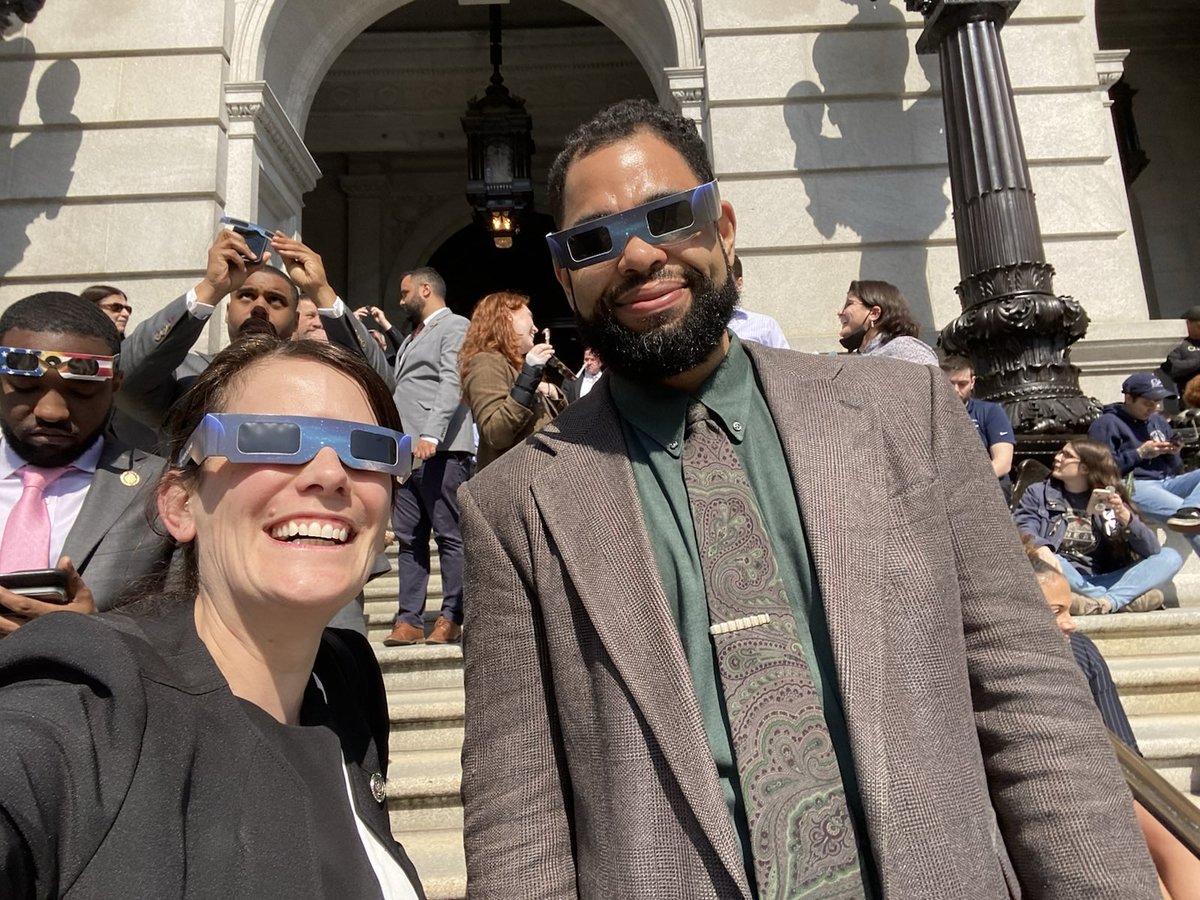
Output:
[839, 322, 870, 352]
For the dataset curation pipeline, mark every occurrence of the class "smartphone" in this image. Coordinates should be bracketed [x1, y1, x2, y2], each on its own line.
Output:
[219, 215, 273, 262]
[0, 568, 70, 604]
[1086, 488, 1115, 516]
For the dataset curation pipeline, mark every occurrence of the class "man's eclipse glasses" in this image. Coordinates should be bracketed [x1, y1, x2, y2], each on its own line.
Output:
[179, 413, 413, 480]
[545, 181, 721, 270]
[0, 346, 117, 381]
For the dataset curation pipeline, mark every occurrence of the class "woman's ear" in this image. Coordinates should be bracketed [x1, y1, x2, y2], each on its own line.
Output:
[157, 472, 197, 543]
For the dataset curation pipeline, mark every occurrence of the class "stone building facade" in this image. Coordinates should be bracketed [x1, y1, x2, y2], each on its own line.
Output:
[0, 0, 1195, 400]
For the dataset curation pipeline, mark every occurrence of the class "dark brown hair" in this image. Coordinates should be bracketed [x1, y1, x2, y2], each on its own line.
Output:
[848, 280, 921, 343]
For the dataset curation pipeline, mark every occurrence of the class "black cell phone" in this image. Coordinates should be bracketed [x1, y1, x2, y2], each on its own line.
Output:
[0, 568, 70, 604]
[220, 215, 273, 262]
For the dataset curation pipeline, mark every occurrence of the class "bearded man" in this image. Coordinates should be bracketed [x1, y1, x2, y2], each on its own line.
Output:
[456, 99, 1158, 899]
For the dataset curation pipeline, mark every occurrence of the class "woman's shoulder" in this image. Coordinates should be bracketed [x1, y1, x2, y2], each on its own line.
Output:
[0, 610, 147, 683]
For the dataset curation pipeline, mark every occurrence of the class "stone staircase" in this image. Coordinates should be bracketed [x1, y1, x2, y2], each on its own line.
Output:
[365, 552, 467, 900]
[369, 541, 1200, 899]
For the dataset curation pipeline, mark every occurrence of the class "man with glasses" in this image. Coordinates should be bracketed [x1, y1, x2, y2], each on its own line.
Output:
[0, 293, 173, 631]
[457, 99, 1156, 898]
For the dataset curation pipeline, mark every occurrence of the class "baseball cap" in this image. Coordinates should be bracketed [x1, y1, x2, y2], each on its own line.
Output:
[1122, 372, 1175, 400]
[1183, 306, 1200, 322]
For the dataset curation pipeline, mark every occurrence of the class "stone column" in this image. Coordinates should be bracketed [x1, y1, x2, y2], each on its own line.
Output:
[339, 172, 389, 308]
[909, 0, 1098, 433]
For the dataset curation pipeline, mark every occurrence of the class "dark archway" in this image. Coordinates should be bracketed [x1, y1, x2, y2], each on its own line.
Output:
[427, 210, 582, 367]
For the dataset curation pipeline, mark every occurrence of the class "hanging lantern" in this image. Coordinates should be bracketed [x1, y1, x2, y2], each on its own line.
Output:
[461, 4, 534, 250]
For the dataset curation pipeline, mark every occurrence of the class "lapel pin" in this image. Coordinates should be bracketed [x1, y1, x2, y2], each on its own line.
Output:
[709, 614, 771, 636]
[120, 470, 141, 487]
[370, 772, 387, 803]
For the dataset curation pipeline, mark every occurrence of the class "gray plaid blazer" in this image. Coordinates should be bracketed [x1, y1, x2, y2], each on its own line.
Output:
[459, 344, 1159, 899]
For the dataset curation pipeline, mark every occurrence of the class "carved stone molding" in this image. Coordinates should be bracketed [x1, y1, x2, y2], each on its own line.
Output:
[225, 81, 322, 199]
[1095, 49, 1129, 108]
[666, 66, 706, 127]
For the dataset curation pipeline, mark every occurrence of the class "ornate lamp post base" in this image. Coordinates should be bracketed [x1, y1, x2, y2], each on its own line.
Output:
[909, 0, 1100, 434]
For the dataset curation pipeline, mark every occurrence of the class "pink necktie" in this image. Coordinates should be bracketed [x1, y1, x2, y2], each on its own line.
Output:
[0, 465, 70, 572]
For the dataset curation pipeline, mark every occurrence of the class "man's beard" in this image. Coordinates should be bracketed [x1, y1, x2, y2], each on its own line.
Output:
[236, 308, 278, 339]
[575, 267, 739, 382]
[0, 415, 102, 468]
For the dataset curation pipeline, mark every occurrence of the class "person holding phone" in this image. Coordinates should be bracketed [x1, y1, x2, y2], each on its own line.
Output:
[458, 291, 566, 472]
[0, 336, 425, 897]
[1088, 372, 1200, 548]
[1014, 439, 1183, 614]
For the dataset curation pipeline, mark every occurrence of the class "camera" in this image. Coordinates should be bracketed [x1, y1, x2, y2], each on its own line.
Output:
[220, 216, 273, 263]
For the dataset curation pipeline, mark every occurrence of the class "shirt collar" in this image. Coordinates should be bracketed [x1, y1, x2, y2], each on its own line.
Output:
[422, 307, 450, 328]
[609, 333, 753, 459]
[0, 433, 105, 478]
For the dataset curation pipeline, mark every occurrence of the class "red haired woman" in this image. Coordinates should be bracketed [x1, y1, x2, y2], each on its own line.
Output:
[460, 292, 565, 470]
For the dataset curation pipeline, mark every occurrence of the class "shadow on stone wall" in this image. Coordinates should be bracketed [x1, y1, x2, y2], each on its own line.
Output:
[0, 43, 81, 281]
[782, 0, 947, 330]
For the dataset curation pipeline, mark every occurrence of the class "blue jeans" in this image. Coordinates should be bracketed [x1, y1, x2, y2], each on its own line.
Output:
[1056, 549, 1184, 610]
[1131, 472, 1200, 555]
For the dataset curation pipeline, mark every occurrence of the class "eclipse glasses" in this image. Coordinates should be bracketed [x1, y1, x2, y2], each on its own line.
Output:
[0, 346, 117, 381]
[545, 181, 721, 270]
[178, 414, 413, 480]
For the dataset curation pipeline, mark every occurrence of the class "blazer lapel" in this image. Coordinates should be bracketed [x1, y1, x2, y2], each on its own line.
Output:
[745, 344, 892, 833]
[529, 391, 750, 895]
[61, 442, 146, 567]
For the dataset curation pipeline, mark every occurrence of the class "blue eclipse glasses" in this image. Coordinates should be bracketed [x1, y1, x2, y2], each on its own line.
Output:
[178, 414, 412, 480]
[545, 181, 721, 270]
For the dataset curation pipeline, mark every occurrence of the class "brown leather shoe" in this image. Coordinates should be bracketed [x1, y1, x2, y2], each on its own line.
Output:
[382, 621, 426, 646]
[426, 616, 462, 644]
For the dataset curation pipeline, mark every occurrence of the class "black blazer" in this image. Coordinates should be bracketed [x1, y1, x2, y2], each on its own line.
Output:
[0, 600, 424, 899]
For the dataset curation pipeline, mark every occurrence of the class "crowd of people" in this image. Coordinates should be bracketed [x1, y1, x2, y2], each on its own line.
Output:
[1, 95, 1196, 898]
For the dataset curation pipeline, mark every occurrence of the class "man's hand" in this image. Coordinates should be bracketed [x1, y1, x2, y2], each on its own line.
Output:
[1106, 492, 1134, 527]
[0, 558, 96, 638]
[270, 233, 338, 308]
[536, 381, 562, 402]
[194, 229, 265, 307]
[355, 305, 393, 332]
[413, 438, 439, 461]
[1137, 439, 1179, 459]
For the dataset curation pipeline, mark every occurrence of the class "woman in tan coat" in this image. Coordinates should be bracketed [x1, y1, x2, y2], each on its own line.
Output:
[460, 291, 566, 470]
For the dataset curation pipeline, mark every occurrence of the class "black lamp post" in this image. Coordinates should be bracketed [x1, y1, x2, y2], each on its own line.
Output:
[905, 0, 1099, 436]
[461, 4, 535, 250]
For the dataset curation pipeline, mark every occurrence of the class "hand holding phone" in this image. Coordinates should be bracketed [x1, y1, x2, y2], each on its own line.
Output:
[1086, 488, 1115, 516]
[0, 559, 96, 638]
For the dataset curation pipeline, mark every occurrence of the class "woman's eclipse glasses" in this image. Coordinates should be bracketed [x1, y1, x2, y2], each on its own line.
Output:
[545, 181, 721, 270]
[179, 414, 413, 480]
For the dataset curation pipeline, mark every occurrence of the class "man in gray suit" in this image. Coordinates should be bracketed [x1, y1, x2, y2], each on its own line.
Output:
[117, 226, 391, 442]
[0, 293, 173, 634]
[458, 100, 1158, 898]
[382, 267, 473, 646]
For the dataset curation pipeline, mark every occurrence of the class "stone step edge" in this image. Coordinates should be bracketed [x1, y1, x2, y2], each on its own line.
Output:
[1107, 659, 1200, 689]
[375, 645, 464, 665]
[389, 700, 465, 724]
[1076, 608, 1200, 635]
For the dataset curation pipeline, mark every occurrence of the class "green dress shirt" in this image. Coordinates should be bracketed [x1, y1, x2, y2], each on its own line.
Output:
[609, 336, 876, 895]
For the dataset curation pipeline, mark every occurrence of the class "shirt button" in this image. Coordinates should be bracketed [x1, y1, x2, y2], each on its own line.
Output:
[731, 421, 743, 432]
[668, 440, 679, 451]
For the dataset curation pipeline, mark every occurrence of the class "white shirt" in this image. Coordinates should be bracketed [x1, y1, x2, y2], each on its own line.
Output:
[576, 369, 603, 399]
[0, 435, 105, 568]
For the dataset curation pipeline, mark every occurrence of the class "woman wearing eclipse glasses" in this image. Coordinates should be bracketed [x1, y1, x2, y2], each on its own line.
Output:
[0, 336, 425, 898]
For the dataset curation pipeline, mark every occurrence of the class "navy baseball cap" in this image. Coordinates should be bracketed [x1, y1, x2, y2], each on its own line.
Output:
[1122, 372, 1175, 400]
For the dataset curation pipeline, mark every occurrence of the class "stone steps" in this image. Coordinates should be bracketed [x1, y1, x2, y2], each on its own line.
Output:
[386, 747, 464, 833]
[397, 828, 466, 900]
[1074, 608, 1200, 658]
[1124, 712, 1200, 804]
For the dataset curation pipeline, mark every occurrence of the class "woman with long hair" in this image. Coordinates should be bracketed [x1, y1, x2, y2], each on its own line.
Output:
[836, 279, 938, 365]
[459, 291, 566, 470]
[1014, 438, 1183, 614]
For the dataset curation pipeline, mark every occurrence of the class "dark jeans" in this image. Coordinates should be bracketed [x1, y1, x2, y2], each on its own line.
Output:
[391, 451, 471, 626]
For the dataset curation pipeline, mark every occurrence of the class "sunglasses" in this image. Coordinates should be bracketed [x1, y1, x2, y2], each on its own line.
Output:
[99, 301, 133, 315]
[178, 414, 412, 480]
[545, 181, 721, 270]
[0, 346, 117, 381]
